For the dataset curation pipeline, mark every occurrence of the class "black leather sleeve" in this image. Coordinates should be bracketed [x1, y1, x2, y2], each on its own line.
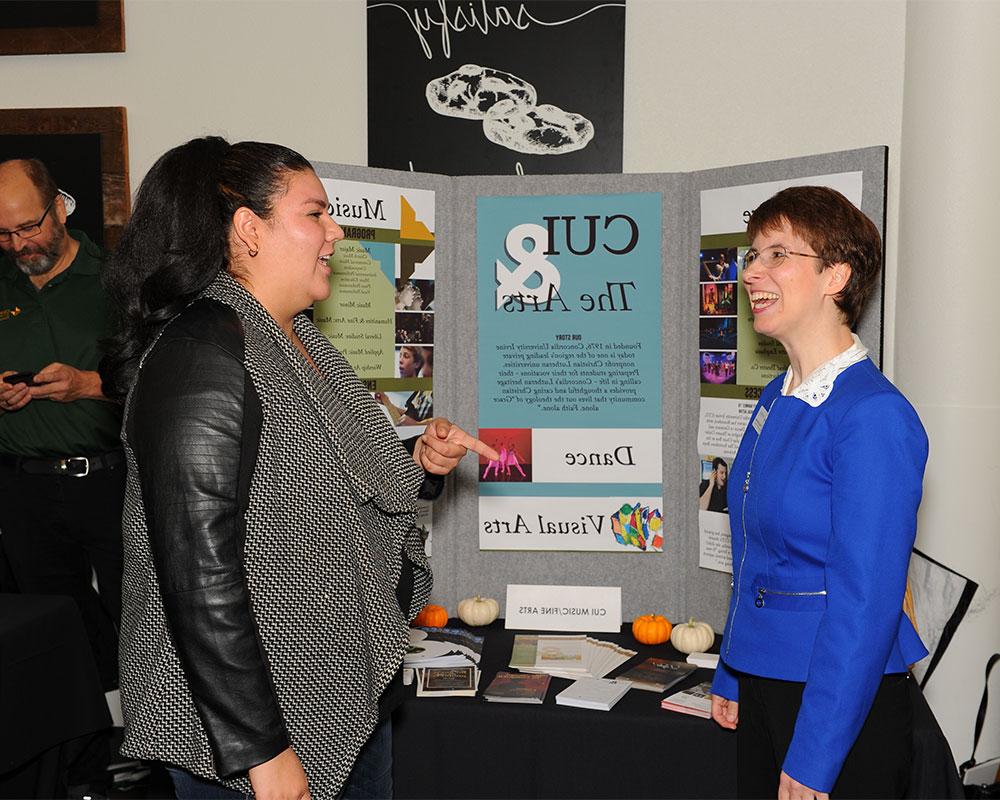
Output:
[128, 308, 289, 778]
[401, 435, 445, 501]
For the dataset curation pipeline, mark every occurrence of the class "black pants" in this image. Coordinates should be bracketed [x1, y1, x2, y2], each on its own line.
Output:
[0, 459, 125, 691]
[737, 672, 912, 799]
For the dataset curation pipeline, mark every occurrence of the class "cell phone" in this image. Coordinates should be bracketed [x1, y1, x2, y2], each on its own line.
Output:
[3, 371, 36, 386]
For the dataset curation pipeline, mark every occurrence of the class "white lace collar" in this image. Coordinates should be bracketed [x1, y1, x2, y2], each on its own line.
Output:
[781, 333, 869, 407]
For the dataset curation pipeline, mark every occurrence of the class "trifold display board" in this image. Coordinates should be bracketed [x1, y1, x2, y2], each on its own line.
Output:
[312, 147, 887, 630]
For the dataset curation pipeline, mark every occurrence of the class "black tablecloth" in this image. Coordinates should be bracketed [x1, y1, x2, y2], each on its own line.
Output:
[392, 620, 962, 799]
[0, 593, 111, 798]
[392, 621, 736, 799]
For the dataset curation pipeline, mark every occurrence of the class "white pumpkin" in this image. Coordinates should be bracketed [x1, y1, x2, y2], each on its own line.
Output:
[457, 595, 500, 627]
[670, 618, 715, 654]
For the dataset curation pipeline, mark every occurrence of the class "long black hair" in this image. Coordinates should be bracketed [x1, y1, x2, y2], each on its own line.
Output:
[101, 136, 312, 398]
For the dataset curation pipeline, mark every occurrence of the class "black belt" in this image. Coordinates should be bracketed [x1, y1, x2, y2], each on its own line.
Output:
[0, 450, 124, 477]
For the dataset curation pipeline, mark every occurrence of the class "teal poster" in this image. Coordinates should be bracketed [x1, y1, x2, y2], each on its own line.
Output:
[476, 192, 664, 551]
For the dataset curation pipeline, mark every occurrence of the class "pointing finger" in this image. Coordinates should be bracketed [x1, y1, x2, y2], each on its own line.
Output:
[446, 426, 500, 461]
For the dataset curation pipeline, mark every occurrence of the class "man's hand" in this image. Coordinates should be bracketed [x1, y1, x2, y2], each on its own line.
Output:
[778, 770, 828, 800]
[248, 747, 310, 800]
[29, 363, 104, 403]
[0, 370, 32, 413]
[413, 418, 500, 476]
[710, 693, 738, 730]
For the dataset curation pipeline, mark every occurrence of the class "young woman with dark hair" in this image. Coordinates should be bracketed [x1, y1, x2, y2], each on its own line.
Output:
[102, 137, 495, 800]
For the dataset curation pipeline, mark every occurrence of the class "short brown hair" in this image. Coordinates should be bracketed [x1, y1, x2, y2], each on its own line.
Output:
[746, 186, 881, 328]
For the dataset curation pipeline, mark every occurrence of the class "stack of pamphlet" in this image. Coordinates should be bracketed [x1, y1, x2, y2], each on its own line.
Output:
[406, 627, 485, 697]
[685, 651, 719, 669]
[415, 666, 481, 697]
[482, 671, 551, 704]
[509, 634, 636, 680]
[660, 680, 713, 718]
[617, 657, 696, 693]
[405, 626, 484, 668]
[555, 677, 632, 711]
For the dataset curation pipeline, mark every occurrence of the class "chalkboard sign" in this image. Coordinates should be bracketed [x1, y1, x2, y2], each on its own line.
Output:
[367, 0, 625, 176]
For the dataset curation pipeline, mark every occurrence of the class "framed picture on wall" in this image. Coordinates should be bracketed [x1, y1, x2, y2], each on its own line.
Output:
[0, 1, 124, 56]
[0, 107, 130, 249]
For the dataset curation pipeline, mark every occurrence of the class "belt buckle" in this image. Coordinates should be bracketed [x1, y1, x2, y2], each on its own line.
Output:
[59, 456, 90, 477]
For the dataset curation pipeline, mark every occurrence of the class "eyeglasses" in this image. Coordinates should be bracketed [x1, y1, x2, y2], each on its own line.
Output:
[742, 245, 825, 270]
[0, 198, 56, 244]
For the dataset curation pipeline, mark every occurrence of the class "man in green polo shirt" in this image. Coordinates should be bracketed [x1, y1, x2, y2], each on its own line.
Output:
[0, 158, 124, 707]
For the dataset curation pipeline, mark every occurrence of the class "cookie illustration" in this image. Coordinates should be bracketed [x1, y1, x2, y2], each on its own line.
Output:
[483, 99, 594, 154]
[426, 64, 537, 119]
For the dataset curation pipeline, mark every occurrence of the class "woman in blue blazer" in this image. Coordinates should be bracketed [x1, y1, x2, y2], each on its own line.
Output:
[709, 186, 928, 799]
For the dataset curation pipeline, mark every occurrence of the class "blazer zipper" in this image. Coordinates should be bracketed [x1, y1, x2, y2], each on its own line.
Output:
[754, 586, 827, 608]
[726, 396, 778, 658]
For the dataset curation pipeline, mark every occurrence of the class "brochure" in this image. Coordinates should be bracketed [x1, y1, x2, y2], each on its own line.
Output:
[660, 680, 713, 719]
[617, 658, 696, 693]
[482, 671, 551, 704]
[405, 627, 484, 669]
[509, 634, 636, 680]
[415, 666, 480, 698]
[555, 677, 632, 711]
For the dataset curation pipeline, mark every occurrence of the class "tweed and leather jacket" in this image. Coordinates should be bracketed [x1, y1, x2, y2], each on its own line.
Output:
[118, 274, 434, 797]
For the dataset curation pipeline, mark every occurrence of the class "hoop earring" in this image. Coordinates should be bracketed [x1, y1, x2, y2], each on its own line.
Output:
[248, 246, 259, 258]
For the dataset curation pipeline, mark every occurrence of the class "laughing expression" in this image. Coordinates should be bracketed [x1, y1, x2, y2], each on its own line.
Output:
[264, 170, 344, 310]
[743, 221, 829, 344]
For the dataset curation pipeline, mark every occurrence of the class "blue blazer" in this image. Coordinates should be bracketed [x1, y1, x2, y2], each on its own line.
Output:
[711, 358, 929, 792]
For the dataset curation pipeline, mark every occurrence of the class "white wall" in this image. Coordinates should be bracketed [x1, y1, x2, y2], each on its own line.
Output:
[897, 0, 1000, 768]
[625, 0, 907, 370]
[4, 0, 993, 768]
[1, 0, 370, 180]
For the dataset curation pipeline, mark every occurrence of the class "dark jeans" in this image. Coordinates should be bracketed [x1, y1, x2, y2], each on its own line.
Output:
[0, 459, 124, 691]
[737, 672, 912, 799]
[167, 768, 247, 800]
[168, 718, 394, 800]
[342, 717, 393, 800]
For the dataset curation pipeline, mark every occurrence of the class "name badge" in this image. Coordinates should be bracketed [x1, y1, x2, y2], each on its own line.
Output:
[505, 584, 622, 632]
[752, 404, 769, 434]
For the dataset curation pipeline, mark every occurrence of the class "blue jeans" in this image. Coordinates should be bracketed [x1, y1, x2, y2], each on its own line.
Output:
[166, 719, 393, 800]
[167, 767, 247, 800]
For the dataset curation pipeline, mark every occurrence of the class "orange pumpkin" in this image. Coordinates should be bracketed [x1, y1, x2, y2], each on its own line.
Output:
[631, 614, 673, 645]
[412, 604, 448, 628]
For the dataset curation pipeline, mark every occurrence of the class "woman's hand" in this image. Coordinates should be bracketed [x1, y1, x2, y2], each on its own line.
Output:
[413, 418, 499, 476]
[778, 770, 828, 800]
[248, 747, 310, 800]
[710, 693, 738, 730]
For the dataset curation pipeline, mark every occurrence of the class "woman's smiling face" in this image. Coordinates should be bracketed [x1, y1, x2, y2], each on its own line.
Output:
[258, 169, 344, 312]
[742, 220, 831, 345]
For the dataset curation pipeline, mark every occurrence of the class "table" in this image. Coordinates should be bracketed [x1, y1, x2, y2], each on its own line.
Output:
[0, 594, 111, 798]
[391, 621, 962, 799]
[392, 621, 734, 799]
